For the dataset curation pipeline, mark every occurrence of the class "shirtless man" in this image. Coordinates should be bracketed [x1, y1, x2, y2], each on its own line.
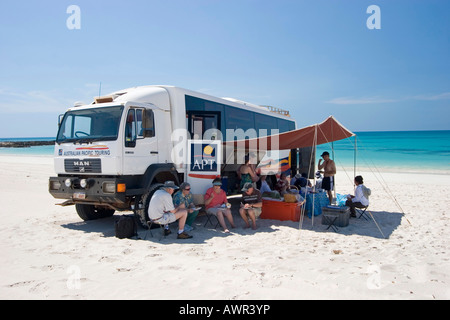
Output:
[318, 151, 336, 204]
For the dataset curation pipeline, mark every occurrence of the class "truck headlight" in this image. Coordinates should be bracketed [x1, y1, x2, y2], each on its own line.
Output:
[65, 178, 73, 187]
[80, 179, 88, 188]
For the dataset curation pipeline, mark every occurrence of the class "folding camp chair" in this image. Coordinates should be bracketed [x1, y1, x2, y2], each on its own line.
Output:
[356, 206, 369, 220]
[145, 219, 169, 241]
[204, 211, 220, 229]
[322, 214, 339, 232]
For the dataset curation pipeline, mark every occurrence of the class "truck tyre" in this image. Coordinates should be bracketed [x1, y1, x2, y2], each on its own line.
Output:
[76, 204, 115, 221]
[136, 183, 163, 228]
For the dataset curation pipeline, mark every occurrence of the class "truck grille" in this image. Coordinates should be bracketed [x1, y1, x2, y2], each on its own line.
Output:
[64, 159, 102, 173]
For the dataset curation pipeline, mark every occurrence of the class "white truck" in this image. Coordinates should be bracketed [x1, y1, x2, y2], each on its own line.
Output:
[48, 85, 297, 226]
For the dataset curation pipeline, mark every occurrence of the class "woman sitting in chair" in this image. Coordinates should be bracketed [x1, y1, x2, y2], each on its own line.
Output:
[346, 176, 370, 217]
[204, 178, 236, 233]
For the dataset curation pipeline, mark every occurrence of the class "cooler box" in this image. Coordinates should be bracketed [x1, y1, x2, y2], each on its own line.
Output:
[321, 206, 350, 227]
[261, 199, 303, 222]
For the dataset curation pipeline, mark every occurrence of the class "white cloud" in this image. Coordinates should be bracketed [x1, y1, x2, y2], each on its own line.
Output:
[0, 85, 105, 114]
[326, 96, 398, 105]
[413, 92, 450, 101]
[0, 88, 71, 114]
[327, 91, 450, 105]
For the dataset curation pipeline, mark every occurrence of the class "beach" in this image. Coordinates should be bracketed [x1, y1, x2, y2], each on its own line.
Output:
[0, 154, 449, 300]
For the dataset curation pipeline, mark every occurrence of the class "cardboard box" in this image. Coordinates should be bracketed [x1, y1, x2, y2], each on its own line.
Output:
[261, 199, 303, 222]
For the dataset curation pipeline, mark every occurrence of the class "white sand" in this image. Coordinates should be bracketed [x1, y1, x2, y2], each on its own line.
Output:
[0, 154, 449, 300]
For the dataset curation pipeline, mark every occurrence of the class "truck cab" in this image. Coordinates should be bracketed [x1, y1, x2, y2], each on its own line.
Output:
[49, 87, 178, 222]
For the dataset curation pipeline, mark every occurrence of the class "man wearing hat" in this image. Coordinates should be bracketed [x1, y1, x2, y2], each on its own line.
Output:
[148, 181, 192, 239]
[318, 151, 336, 204]
[239, 182, 263, 230]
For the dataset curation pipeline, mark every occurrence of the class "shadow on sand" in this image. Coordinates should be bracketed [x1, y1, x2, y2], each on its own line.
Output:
[296, 209, 404, 239]
[61, 193, 403, 242]
[60, 208, 402, 244]
[60, 212, 280, 245]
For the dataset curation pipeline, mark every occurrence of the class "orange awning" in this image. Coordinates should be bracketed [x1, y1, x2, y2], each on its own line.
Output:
[224, 116, 354, 150]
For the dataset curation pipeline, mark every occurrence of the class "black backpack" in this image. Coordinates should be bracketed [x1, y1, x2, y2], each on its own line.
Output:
[115, 215, 138, 239]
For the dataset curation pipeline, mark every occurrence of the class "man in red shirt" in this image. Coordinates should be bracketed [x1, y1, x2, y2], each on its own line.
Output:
[204, 178, 235, 233]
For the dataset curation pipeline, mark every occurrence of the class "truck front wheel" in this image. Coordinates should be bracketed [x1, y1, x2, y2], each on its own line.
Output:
[75, 204, 115, 221]
[136, 183, 163, 228]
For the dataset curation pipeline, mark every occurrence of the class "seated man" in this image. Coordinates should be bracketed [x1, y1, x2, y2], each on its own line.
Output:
[239, 182, 263, 230]
[148, 181, 192, 239]
[172, 182, 199, 232]
[345, 176, 370, 217]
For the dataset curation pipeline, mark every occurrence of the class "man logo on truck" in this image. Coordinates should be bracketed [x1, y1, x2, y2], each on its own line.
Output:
[73, 161, 90, 167]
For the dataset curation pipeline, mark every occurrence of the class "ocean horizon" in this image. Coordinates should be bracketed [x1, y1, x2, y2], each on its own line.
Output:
[1, 130, 449, 174]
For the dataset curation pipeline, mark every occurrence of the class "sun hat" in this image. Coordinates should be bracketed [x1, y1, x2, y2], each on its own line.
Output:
[212, 177, 222, 186]
[241, 182, 254, 192]
[162, 181, 179, 189]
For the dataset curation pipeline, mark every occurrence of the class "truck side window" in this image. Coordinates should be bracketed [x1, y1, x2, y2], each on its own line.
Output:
[142, 109, 155, 138]
[136, 109, 144, 138]
[125, 109, 136, 147]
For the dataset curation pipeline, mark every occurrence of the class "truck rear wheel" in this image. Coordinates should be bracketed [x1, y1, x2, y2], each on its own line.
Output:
[75, 204, 115, 221]
[136, 183, 163, 228]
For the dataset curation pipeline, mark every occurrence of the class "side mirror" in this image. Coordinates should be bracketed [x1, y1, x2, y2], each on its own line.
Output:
[58, 114, 64, 127]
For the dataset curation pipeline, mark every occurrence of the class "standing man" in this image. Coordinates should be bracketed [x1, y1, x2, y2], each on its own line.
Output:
[318, 151, 336, 204]
[148, 181, 193, 239]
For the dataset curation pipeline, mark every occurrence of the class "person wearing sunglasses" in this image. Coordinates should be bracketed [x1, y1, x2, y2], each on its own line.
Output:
[173, 182, 199, 232]
[204, 178, 235, 233]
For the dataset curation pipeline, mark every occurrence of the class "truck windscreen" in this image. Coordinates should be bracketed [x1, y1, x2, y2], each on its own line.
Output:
[56, 106, 124, 143]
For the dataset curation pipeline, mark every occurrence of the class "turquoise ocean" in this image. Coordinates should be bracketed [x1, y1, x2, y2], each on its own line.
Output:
[1, 131, 449, 174]
[316, 130, 450, 174]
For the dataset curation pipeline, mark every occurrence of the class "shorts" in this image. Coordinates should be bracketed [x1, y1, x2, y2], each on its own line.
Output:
[242, 207, 262, 218]
[206, 207, 230, 216]
[154, 212, 177, 225]
[322, 176, 334, 191]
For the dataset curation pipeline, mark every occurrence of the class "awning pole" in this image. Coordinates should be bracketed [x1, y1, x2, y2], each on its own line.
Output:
[311, 125, 318, 227]
[354, 135, 357, 190]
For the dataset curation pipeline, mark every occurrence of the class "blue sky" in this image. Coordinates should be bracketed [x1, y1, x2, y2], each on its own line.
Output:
[0, 0, 449, 137]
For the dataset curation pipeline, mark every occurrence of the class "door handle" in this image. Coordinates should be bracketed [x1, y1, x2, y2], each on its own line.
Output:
[150, 151, 159, 155]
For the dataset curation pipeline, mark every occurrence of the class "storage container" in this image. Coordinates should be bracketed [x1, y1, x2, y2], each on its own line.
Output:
[321, 206, 350, 227]
[260, 199, 303, 222]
